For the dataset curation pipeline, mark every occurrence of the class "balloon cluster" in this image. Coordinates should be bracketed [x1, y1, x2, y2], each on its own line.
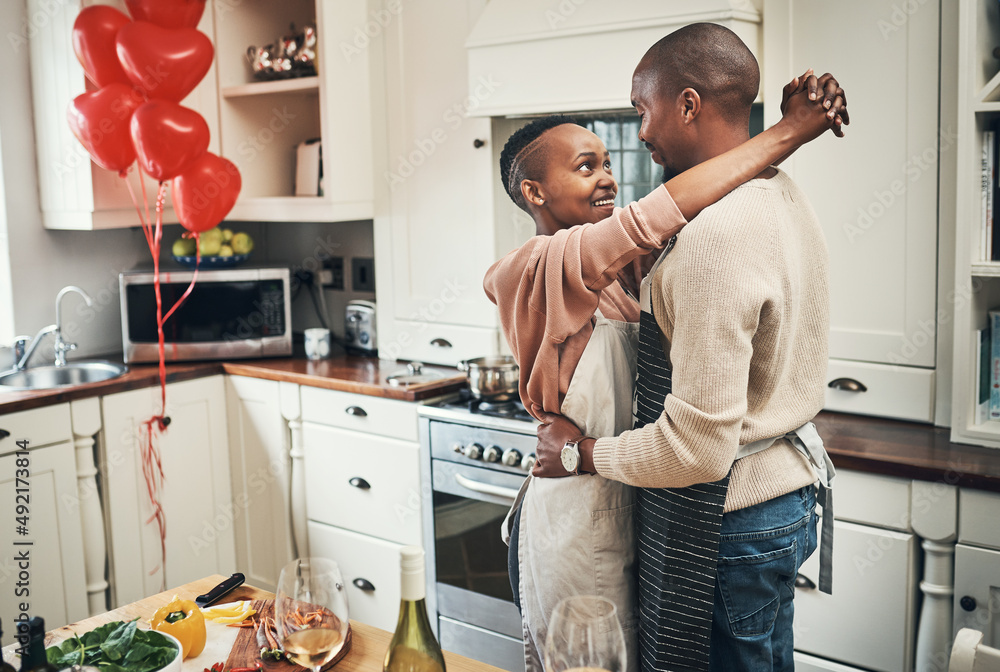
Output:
[68, 0, 240, 233]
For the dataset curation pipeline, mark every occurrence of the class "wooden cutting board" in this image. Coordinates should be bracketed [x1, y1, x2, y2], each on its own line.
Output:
[225, 600, 353, 672]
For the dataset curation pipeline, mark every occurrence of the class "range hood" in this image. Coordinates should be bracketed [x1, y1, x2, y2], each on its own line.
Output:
[466, 0, 762, 117]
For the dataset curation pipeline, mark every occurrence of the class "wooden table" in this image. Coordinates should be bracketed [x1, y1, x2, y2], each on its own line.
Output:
[3, 575, 505, 672]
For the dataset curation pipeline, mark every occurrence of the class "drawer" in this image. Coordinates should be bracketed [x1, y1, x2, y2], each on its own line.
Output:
[959, 489, 1000, 549]
[307, 521, 404, 632]
[300, 387, 418, 442]
[304, 423, 422, 545]
[953, 543, 1000, 646]
[438, 616, 525, 672]
[383, 320, 498, 367]
[834, 469, 911, 531]
[794, 519, 918, 672]
[793, 651, 867, 672]
[825, 359, 934, 423]
[0, 403, 72, 454]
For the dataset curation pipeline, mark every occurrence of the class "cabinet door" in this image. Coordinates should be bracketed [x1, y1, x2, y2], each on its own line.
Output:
[794, 519, 918, 671]
[763, 1, 940, 372]
[954, 544, 1000, 648]
[226, 376, 293, 592]
[307, 521, 403, 632]
[0, 441, 88, 641]
[377, 0, 500, 339]
[102, 376, 234, 605]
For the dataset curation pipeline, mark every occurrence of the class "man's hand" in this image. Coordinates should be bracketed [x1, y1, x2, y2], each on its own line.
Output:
[780, 69, 849, 139]
[534, 413, 588, 478]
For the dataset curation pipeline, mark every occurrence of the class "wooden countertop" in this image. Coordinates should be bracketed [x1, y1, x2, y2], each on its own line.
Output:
[2, 575, 503, 672]
[0, 349, 466, 414]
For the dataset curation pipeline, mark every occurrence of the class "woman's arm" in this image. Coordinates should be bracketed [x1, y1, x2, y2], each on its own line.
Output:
[666, 72, 846, 221]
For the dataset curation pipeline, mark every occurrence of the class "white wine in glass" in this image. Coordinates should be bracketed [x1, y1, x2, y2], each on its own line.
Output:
[276, 557, 350, 672]
[544, 595, 627, 672]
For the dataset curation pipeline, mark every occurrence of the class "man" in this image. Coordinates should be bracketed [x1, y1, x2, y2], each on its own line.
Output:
[533, 23, 837, 672]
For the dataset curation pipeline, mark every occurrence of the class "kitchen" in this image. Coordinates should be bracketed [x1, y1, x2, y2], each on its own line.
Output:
[1, 1, 1000, 672]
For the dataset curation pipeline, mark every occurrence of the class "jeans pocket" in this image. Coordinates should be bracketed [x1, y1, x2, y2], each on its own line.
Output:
[716, 540, 798, 637]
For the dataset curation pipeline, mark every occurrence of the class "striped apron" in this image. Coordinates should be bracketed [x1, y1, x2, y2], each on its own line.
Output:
[634, 241, 835, 672]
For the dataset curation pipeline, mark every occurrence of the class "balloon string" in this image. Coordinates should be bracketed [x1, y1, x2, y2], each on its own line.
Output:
[161, 232, 200, 324]
[122, 169, 153, 248]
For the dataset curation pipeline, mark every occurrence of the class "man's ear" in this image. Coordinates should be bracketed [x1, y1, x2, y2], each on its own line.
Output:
[521, 180, 546, 208]
[678, 87, 701, 124]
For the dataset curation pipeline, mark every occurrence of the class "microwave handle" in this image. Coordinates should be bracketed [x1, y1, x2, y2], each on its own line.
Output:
[454, 473, 521, 502]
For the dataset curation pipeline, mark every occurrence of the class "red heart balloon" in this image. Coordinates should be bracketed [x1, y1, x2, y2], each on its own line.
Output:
[67, 83, 143, 173]
[173, 153, 241, 233]
[131, 100, 210, 182]
[72, 6, 132, 88]
[115, 22, 213, 102]
[124, 0, 206, 29]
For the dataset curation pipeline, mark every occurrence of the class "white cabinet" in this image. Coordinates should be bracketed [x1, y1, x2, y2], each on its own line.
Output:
[763, 0, 941, 422]
[301, 388, 420, 629]
[101, 375, 235, 606]
[27, 0, 220, 230]
[0, 405, 88, 641]
[954, 489, 1000, 647]
[373, 0, 501, 365]
[225, 376, 294, 592]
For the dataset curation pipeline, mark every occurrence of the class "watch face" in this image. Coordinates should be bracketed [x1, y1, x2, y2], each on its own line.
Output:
[560, 444, 579, 473]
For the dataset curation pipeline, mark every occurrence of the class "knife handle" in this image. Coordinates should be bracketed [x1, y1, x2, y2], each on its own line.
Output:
[196, 572, 245, 607]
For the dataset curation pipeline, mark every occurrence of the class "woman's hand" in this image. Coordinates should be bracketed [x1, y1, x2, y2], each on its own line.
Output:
[534, 413, 591, 478]
[778, 69, 849, 143]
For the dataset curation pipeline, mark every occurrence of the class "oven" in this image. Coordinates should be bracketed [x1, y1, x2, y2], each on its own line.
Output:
[418, 392, 539, 672]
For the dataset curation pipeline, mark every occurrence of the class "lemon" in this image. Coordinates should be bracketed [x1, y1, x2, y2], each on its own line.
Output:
[221, 228, 234, 243]
[202, 227, 224, 245]
[199, 236, 222, 256]
[219, 244, 234, 257]
[172, 237, 196, 256]
[232, 232, 254, 255]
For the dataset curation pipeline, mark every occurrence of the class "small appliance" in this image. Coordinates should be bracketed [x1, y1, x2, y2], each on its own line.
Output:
[344, 299, 377, 355]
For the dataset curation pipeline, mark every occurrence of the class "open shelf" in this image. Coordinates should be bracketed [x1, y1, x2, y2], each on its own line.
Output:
[971, 261, 1000, 277]
[221, 76, 320, 98]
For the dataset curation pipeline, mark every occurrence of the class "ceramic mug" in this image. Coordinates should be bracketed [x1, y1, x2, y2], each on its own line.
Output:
[304, 327, 331, 360]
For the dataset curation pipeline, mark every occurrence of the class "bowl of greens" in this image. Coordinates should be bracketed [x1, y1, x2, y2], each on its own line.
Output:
[45, 619, 182, 672]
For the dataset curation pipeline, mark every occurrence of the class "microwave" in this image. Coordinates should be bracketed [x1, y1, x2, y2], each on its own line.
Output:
[119, 266, 292, 363]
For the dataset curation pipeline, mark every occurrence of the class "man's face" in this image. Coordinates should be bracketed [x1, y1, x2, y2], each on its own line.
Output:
[630, 65, 687, 178]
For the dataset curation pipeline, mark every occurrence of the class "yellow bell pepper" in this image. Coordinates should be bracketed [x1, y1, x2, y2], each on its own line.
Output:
[150, 596, 207, 659]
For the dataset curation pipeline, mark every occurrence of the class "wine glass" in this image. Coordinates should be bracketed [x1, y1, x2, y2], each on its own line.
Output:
[275, 557, 350, 672]
[544, 595, 627, 672]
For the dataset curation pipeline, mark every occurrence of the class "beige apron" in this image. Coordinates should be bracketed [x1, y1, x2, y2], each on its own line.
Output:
[502, 311, 640, 672]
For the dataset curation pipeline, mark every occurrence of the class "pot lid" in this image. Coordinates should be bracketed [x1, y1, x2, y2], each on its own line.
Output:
[386, 361, 445, 386]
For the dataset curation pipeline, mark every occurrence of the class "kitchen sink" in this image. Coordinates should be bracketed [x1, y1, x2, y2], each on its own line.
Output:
[0, 361, 127, 390]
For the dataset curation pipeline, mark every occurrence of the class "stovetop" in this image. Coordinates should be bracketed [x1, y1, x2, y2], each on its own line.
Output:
[419, 388, 538, 435]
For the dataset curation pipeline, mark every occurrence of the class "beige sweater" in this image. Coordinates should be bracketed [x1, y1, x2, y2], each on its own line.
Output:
[592, 170, 829, 512]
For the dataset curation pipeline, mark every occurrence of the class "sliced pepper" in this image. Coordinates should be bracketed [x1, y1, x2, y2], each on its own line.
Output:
[151, 596, 207, 659]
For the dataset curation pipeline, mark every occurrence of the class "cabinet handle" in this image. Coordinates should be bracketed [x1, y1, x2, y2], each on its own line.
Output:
[430, 338, 452, 348]
[794, 573, 816, 590]
[0, 429, 9, 441]
[348, 477, 371, 490]
[353, 578, 375, 592]
[473, 139, 486, 148]
[345, 406, 368, 417]
[960, 596, 977, 612]
[828, 377, 867, 393]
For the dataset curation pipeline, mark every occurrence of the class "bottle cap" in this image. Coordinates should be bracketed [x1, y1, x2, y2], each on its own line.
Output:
[400, 546, 424, 573]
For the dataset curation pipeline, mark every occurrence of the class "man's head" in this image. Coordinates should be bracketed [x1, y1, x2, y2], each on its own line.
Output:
[631, 23, 759, 178]
[500, 116, 618, 236]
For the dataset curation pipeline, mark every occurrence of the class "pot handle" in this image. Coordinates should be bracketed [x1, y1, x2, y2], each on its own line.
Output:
[457, 359, 469, 372]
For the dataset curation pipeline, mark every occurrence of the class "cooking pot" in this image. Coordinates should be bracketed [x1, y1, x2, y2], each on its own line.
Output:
[458, 355, 519, 402]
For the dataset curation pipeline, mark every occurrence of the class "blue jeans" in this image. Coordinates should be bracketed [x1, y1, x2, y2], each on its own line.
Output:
[709, 485, 818, 672]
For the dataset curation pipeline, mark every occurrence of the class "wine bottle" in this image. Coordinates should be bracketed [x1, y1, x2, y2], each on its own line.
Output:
[18, 618, 56, 672]
[1, 618, 18, 672]
[383, 546, 446, 672]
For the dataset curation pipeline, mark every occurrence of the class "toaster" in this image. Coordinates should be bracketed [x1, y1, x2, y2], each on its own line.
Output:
[344, 300, 377, 354]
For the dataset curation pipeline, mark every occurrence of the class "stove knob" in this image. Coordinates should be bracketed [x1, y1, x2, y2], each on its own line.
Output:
[451, 442, 464, 454]
[483, 445, 502, 462]
[501, 448, 522, 467]
[463, 443, 484, 460]
[521, 453, 536, 471]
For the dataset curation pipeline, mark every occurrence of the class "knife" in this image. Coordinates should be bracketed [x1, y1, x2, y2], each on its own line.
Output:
[196, 572, 246, 607]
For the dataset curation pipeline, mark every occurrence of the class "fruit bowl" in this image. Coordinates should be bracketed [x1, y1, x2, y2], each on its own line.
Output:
[173, 253, 251, 269]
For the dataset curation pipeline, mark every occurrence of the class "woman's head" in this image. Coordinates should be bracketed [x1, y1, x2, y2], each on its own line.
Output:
[500, 116, 618, 236]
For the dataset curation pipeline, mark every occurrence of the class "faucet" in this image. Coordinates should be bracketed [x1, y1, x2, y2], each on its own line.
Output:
[14, 286, 93, 370]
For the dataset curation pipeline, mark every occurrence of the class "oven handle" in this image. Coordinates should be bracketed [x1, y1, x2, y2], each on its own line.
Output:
[454, 473, 521, 502]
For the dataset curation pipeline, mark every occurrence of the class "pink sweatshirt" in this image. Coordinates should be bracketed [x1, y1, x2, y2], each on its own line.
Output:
[483, 185, 687, 420]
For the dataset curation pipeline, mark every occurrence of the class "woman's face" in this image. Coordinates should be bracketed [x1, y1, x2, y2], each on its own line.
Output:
[533, 125, 618, 235]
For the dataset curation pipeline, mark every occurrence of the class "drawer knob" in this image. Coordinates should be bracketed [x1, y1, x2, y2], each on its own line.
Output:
[349, 477, 371, 490]
[353, 578, 376, 592]
[473, 139, 486, 149]
[0, 429, 9, 441]
[345, 406, 368, 417]
[960, 596, 977, 612]
[430, 338, 453, 348]
[828, 377, 867, 393]
[794, 573, 816, 590]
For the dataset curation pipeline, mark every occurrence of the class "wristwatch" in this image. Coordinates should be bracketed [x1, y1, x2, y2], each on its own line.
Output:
[560, 435, 586, 475]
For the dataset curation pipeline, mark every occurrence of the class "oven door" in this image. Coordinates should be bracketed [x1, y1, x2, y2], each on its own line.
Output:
[431, 459, 525, 669]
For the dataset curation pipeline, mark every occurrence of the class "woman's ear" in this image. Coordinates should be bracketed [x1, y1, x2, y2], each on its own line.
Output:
[521, 180, 546, 208]
[679, 87, 701, 124]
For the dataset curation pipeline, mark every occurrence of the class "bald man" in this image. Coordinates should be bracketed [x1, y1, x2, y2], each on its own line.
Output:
[534, 23, 838, 672]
